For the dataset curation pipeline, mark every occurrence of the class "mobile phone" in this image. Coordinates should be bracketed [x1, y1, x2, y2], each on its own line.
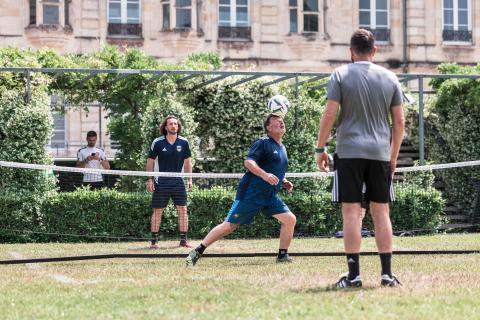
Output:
[91, 153, 96, 156]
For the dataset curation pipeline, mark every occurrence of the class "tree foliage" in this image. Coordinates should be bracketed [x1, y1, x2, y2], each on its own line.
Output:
[405, 63, 480, 212]
[188, 81, 273, 173]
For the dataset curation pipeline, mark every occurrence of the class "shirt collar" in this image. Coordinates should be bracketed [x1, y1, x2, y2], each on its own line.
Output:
[354, 61, 372, 65]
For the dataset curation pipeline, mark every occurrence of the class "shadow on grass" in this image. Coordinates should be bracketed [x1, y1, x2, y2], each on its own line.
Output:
[126, 244, 181, 251]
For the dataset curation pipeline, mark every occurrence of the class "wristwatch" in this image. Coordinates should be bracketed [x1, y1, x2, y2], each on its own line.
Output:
[315, 147, 327, 154]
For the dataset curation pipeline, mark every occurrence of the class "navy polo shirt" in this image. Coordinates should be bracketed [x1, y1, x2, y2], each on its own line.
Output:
[148, 135, 191, 183]
[236, 135, 288, 204]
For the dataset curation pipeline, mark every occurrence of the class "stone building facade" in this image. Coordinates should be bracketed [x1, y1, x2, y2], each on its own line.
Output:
[1, 0, 478, 157]
[1, 0, 478, 71]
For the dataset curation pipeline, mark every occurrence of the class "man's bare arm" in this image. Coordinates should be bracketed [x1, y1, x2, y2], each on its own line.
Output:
[390, 105, 405, 174]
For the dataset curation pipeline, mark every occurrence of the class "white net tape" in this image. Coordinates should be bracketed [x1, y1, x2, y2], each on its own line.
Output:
[1, 160, 480, 179]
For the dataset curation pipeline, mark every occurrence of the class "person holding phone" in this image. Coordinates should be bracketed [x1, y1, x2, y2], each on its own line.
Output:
[76, 130, 110, 189]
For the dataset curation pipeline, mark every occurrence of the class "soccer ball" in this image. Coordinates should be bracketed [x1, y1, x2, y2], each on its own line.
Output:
[267, 95, 289, 117]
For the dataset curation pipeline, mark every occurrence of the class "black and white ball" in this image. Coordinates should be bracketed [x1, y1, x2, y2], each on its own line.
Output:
[267, 95, 289, 117]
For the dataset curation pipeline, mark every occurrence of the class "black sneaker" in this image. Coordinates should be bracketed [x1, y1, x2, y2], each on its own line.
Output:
[276, 254, 293, 263]
[335, 273, 363, 289]
[185, 249, 202, 267]
[381, 274, 402, 287]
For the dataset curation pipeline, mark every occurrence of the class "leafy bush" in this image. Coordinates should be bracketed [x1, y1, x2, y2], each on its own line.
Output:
[0, 185, 444, 243]
[0, 90, 55, 194]
[391, 184, 446, 231]
[188, 82, 273, 173]
[405, 63, 480, 212]
[281, 87, 330, 192]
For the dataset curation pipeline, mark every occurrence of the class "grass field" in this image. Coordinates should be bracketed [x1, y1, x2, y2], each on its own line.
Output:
[1, 233, 479, 319]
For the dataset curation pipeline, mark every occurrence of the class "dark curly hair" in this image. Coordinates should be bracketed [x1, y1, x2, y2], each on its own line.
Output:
[159, 116, 182, 136]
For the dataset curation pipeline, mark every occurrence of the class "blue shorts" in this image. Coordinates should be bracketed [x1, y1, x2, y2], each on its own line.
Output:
[225, 196, 290, 225]
[151, 180, 187, 208]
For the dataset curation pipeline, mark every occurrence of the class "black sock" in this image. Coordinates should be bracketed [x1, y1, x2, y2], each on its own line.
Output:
[151, 232, 158, 245]
[195, 243, 206, 254]
[380, 253, 392, 276]
[346, 253, 360, 280]
[278, 249, 288, 259]
[180, 232, 187, 242]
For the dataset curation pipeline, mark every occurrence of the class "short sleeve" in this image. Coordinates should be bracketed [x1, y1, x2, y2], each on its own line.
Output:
[77, 150, 84, 161]
[148, 140, 160, 159]
[246, 139, 265, 162]
[184, 141, 192, 159]
[100, 149, 107, 160]
[390, 77, 403, 107]
[327, 70, 342, 103]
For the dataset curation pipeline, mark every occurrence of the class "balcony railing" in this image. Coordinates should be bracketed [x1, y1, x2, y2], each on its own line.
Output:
[442, 29, 472, 42]
[218, 26, 251, 40]
[107, 23, 142, 37]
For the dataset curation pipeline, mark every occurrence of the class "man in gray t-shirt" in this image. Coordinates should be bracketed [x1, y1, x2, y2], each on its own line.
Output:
[316, 29, 405, 289]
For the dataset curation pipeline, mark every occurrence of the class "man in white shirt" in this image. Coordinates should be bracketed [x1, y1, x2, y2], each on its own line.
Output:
[76, 131, 110, 189]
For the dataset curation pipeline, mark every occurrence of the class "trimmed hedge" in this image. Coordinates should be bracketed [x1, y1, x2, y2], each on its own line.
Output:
[0, 185, 444, 243]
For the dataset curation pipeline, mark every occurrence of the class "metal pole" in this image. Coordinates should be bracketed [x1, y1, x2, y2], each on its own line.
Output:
[99, 105, 102, 148]
[402, 0, 408, 73]
[24, 69, 31, 104]
[418, 76, 425, 165]
[294, 75, 299, 130]
[295, 75, 299, 99]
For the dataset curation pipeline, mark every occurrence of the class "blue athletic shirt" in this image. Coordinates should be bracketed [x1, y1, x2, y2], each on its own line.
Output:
[148, 135, 191, 183]
[235, 135, 288, 204]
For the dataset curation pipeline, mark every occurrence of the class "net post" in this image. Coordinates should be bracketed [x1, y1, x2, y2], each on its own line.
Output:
[294, 74, 299, 132]
[24, 69, 31, 104]
[471, 179, 480, 230]
[418, 75, 425, 165]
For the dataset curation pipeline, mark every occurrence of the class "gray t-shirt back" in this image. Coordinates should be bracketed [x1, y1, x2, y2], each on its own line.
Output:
[327, 61, 403, 161]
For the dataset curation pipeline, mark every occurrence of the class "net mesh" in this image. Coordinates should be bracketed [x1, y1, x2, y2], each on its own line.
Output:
[1, 160, 479, 247]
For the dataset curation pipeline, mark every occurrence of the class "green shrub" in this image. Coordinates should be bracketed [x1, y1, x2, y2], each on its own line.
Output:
[391, 184, 446, 231]
[405, 63, 480, 213]
[0, 90, 55, 194]
[0, 185, 445, 243]
[188, 82, 273, 173]
[0, 193, 47, 242]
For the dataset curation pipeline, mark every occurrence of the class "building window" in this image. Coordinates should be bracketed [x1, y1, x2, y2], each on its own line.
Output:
[289, 0, 320, 34]
[29, 0, 37, 25]
[176, 0, 192, 28]
[108, 0, 142, 37]
[289, 0, 298, 33]
[162, 0, 170, 30]
[43, 0, 60, 25]
[28, 1, 70, 29]
[65, 0, 70, 26]
[303, 0, 318, 32]
[50, 95, 66, 150]
[443, 0, 472, 42]
[218, 0, 250, 39]
[51, 112, 66, 150]
[359, 0, 390, 42]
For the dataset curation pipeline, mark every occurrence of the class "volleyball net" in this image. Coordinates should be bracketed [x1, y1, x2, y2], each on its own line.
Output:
[0, 159, 479, 264]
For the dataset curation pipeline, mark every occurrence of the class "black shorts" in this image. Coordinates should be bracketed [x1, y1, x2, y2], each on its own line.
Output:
[332, 154, 394, 204]
[83, 181, 104, 190]
[151, 179, 187, 208]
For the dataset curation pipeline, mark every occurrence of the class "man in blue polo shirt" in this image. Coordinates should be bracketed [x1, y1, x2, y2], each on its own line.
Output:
[146, 116, 193, 248]
[186, 114, 297, 266]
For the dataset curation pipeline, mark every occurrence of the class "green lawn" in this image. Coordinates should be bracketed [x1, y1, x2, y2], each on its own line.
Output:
[0, 234, 479, 320]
